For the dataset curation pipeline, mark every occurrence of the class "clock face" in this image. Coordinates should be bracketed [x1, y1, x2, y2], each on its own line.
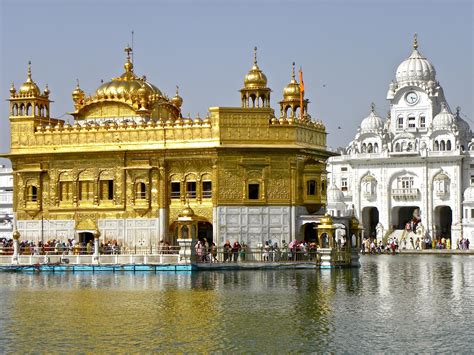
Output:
[405, 91, 419, 105]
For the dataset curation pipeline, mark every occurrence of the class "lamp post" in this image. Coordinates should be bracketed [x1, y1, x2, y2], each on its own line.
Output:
[93, 230, 100, 264]
[11, 230, 20, 265]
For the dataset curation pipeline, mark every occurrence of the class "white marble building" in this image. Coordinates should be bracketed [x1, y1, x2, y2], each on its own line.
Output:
[0, 165, 14, 239]
[327, 36, 473, 248]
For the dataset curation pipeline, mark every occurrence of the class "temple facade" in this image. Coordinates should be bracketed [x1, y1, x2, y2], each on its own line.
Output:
[3, 47, 332, 249]
[327, 36, 473, 248]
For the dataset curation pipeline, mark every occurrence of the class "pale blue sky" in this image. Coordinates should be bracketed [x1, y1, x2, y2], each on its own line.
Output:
[0, 0, 472, 165]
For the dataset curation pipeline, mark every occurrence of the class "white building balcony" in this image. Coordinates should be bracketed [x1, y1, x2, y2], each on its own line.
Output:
[392, 188, 420, 200]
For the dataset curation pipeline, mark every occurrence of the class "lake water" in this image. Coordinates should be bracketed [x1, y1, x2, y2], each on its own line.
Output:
[0, 255, 473, 353]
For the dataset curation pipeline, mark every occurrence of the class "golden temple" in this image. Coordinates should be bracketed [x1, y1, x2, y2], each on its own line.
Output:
[3, 46, 331, 248]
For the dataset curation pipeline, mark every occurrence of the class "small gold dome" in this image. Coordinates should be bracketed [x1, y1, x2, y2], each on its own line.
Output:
[44, 84, 50, 96]
[320, 213, 334, 226]
[171, 85, 183, 108]
[19, 62, 41, 96]
[243, 47, 268, 89]
[179, 205, 195, 218]
[283, 63, 300, 100]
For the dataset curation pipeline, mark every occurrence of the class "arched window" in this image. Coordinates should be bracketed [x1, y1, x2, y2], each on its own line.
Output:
[395, 142, 401, 152]
[419, 115, 426, 128]
[361, 143, 367, 153]
[136, 182, 146, 200]
[19, 104, 24, 116]
[27, 185, 38, 202]
[440, 140, 446, 151]
[12, 104, 18, 116]
[434, 141, 439, 151]
[367, 143, 373, 153]
[408, 115, 416, 128]
[397, 115, 404, 129]
[447, 140, 452, 151]
[306, 180, 316, 196]
[26, 103, 32, 116]
[374, 143, 379, 153]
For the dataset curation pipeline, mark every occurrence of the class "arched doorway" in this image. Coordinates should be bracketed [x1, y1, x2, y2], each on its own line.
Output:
[78, 232, 94, 245]
[362, 207, 379, 238]
[198, 221, 213, 244]
[303, 223, 318, 243]
[434, 206, 452, 240]
[391, 206, 420, 229]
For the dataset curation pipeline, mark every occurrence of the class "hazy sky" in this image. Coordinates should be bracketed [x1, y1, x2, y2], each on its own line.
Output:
[0, 0, 472, 166]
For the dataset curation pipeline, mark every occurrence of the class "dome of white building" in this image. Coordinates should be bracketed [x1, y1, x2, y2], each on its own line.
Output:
[327, 185, 344, 203]
[455, 107, 471, 135]
[432, 104, 455, 130]
[463, 186, 474, 202]
[360, 103, 384, 131]
[395, 35, 436, 84]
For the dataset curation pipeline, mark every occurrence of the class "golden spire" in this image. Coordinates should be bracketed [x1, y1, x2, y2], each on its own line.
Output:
[371, 102, 375, 113]
[413, 33, 418, 50]
[291, 62, 296, 80]
[253, 46, 258, 66]
[124, 44, 134, 73]
[27, 61, 32, 82]
[44, 83, 50, 96]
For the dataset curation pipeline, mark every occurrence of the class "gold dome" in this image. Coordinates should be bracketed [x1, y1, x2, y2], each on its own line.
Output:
[72, 80, 84, 100]
[319, 213, 334, 226]
[93, 46, 162, 100]
[179, 205, 195, 218]
[283, 63, 300, 100]
[243, 47, 268, 89]
[19, 61, 41, 96]
[171, 85, 183, 108]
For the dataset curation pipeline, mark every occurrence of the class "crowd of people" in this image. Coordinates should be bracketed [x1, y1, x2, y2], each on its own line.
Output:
[194, 239, 332, 263]
[0, 238, 123, 255]
[361, 235, 471, 255]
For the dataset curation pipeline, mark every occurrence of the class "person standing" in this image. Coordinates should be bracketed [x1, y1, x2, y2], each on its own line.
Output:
[232, 241, 241, 262]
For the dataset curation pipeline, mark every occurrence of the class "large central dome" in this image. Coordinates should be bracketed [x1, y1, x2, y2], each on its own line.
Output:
[94, 51, 162, 99]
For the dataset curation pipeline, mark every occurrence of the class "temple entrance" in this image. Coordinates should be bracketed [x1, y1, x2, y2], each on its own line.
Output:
[362, 207, 379, 238]
[434, 206, 452, 240]
[391, 206, 420, 229]
[197, 222, 213, 244]
[78, 232, 94, 245]
[303, 223, 318, 243]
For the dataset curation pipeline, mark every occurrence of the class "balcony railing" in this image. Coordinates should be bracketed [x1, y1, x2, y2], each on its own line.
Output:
[392, 188, 420, 200]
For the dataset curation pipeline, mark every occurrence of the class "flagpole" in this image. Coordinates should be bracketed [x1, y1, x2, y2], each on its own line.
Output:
[299, 66, 304, 120]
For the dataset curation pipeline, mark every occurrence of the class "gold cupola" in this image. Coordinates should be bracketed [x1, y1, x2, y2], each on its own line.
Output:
[240, 47, 271, 108]
[283, 62, 300, 100]
[279, 62, 308, 119]
[19, 61, 41, 97]
[72, 80, 85, 111]
[171, 85, 183, 109]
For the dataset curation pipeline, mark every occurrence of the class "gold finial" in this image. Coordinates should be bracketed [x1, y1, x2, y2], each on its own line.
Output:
[253, 46, 258, 65]
[176, 85, 179, 95]
[27, 61, 32, 82]
[10, 82, 16, 94]
[124, 44, 132, 61]
[370, 102, 375, 113]
[292, 62, 296, 80]
[44, 83, 50, 95]
[76, 78, 80, 88]
[413, 33, 418, 50]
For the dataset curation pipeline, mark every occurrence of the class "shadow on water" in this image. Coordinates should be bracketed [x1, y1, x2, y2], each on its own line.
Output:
[0, 256, 473, 353]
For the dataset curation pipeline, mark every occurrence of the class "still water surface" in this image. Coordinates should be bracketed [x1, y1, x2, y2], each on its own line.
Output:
[0, 255, 473, 353]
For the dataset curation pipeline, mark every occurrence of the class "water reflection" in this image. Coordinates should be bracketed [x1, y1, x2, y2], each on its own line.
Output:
[0, 255, 473, 352]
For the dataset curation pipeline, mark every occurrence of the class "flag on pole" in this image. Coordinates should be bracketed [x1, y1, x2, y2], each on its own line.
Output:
[299, 67, 304, 119]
